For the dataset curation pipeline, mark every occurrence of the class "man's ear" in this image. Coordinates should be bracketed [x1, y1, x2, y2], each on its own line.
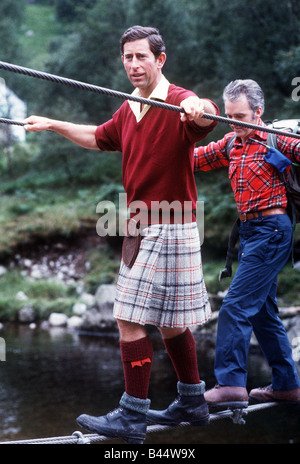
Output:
[157, 52, 166, 69]
[255, 106, 263, 119]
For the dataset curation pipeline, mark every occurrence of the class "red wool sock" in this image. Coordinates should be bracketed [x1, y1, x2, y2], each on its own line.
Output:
[164, 328, 200, 384]
[120, 336, 153, 399]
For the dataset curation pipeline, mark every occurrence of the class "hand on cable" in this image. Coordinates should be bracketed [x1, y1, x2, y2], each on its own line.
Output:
[180, 96, 205, 123]
[23, 115, 52, 132]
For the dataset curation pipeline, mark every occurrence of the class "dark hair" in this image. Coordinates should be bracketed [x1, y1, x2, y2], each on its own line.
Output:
[120, 26, 166, 58]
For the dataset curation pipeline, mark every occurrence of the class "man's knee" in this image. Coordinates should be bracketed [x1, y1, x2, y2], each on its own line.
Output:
[159, 327, 187, 340]
[117, 319, 147, 342]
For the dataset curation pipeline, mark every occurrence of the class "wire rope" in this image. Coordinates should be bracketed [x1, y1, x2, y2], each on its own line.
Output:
[0, 60, 299, 139]
[0, 402, 279, 444]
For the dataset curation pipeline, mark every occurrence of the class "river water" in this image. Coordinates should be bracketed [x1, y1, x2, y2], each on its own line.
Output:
[0, 323, 299, 445]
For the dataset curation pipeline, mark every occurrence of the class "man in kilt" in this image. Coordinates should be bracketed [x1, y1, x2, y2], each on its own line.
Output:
[24, 26, 219, 444]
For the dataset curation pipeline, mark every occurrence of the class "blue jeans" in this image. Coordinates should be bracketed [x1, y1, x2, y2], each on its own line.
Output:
[214, 213, 300, 390]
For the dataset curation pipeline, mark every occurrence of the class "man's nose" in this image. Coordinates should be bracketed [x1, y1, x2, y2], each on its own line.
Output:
[131, 56, 140, 67]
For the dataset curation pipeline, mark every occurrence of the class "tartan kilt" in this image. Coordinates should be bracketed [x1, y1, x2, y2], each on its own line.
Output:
[113, 222, 211, 328]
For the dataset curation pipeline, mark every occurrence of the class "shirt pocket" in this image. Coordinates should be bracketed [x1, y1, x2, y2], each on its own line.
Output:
[246, 161, 271, 192]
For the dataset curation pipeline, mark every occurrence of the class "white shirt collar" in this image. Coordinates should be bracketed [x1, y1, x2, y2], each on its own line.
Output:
[128, 75, 170, 122]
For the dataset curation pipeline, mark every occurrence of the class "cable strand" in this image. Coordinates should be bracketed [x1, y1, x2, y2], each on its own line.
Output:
[0, 403, 279, 444]
[0, 60, 299, 139]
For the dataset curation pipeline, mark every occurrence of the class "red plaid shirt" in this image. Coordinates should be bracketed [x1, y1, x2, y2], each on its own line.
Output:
[194, 119, 300, 213]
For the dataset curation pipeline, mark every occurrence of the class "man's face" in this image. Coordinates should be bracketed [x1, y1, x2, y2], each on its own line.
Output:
[225, 93, 262, 141]
[122, 38, 166, 98]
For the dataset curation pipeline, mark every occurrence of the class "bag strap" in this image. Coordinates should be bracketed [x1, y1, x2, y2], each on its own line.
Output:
[226, 135, 236, 159]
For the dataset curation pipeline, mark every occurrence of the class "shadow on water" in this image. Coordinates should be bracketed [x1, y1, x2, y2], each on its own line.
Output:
[0, 324, 299, 444]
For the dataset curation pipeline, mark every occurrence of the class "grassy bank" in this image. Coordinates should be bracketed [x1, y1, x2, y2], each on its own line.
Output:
[0, 181, 100, 252]
[0, 270, 77, 321]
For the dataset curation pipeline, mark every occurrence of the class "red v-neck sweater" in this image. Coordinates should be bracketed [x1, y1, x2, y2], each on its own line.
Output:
[95, 84, 218, 221]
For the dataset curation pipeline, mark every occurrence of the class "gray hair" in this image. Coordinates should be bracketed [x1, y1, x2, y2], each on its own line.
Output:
[223, 79, 265, 114]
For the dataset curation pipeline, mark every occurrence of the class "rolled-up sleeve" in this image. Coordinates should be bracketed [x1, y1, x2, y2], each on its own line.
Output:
[194, 135, 231, 171]
[95, 118, 122, 152]
[277, 136, 300, 165]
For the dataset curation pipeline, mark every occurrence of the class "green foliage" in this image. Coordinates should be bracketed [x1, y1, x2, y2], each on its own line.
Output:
[277, 266, 300, 304]
[0, 186, 95, 256]
[275, 44, 300, 117]
[0, 0, 26, 96]
[187, 0, 299, 117]
[29, 0, 299, 120]
[11, 0, 298, 183]
[83, 244, 120, 293]
[21, 3, 61, 69]
[0, 269, 78, 321]
[55, 0, 97, 23]
[0, 0, 25, 60]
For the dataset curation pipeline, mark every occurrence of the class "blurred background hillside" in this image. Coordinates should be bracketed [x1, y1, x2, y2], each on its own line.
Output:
[0, 0, 299, 321]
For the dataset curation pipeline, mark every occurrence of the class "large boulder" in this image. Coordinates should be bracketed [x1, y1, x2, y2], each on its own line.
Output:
[18, 305, 35, 323]
[81, 284, 117, 331]
[49, 312, 68, 327]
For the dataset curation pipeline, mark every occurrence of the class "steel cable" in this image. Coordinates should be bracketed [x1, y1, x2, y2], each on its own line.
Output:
[0, 117, 26, 126]
[0, 402, 279, 445]
[0, 60, 300, 139]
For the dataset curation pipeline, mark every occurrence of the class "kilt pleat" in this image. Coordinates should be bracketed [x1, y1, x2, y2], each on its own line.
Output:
[113, 223, 211, 328]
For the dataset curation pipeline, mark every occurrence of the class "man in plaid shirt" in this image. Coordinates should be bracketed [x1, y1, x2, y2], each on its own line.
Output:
[194, 79, 300, 407]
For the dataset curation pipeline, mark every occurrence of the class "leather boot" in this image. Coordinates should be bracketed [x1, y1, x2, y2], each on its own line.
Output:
[146, 381, 210, 426]
[76, 393, 150, 444]
[204, 384, 248, 409]
[249, 385, 300, 403]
